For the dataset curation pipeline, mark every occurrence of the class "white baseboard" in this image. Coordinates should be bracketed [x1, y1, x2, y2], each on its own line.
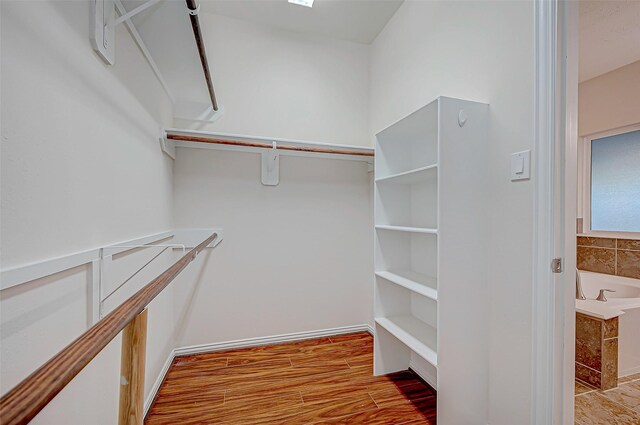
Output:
[174, 324, 373, 357]
[143, 324, 374, 416]
[409, 359, 438, 390]
[144, 348, 176, 416]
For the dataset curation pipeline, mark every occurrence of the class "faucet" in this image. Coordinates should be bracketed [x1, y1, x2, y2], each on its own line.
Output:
[576, 269, 586, 300]
[596, 289, 616, 302]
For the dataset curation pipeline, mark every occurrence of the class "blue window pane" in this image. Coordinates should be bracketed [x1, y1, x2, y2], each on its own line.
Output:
[591, 129, 640, 232]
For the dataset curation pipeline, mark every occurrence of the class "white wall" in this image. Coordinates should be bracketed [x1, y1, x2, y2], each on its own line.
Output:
[370, 1, 535, 424]
[172, 147, 373, 347]
[578, 60, 640, 137]
[1, 1, 174, 269]
[576, 60, 640, 219]
[168, 11, 375, 348]
[1, 1, 176, 423]
[175, 13, 371, 147]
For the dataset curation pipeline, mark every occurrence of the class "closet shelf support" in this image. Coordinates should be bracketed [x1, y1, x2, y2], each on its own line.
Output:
[115, 0, 162, 26]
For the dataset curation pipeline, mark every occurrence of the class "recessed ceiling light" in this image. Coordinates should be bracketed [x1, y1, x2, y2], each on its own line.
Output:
[288, 0, 314, 8]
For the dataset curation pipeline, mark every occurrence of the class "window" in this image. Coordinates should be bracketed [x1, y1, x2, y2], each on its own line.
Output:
[585, 128, 640, 233]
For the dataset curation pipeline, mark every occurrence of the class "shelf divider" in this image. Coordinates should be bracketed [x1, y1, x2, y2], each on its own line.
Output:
[375, 164, 438, 185]
[375, 225, 438, 235]
[375, 316, 438, 368]
[375, 270, 438, 301]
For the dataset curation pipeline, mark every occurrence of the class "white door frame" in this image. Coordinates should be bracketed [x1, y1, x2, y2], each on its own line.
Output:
[532, 0, 579, 424]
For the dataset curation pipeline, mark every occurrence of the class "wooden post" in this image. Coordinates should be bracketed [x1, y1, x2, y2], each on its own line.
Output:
[118, 309, 148, 425]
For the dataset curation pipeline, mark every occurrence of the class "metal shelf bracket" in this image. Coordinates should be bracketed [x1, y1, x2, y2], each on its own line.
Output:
[115, 0, 162, 26]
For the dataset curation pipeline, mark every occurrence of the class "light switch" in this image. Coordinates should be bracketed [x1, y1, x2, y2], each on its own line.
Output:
[514, 156, 524, 174]
[511, 150, 530, 181]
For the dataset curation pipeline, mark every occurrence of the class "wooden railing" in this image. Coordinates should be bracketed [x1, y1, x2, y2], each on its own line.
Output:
[0, 232, 218, 425]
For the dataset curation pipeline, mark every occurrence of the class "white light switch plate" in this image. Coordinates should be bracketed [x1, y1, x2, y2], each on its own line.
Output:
[511, 150, 530, 181]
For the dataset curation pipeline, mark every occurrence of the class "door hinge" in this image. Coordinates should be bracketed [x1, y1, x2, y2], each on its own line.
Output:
[551, 258, 563, 273]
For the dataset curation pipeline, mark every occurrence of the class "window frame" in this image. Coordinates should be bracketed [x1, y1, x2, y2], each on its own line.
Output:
[581, 122, 640, 238]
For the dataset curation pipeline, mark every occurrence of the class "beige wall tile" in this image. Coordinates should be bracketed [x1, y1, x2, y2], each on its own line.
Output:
[603, 317, 619, 339]
[576, 363, 601, 389]
[576, 236, 640, 278]
[617, 250, 640, 279]
[576, 314, 603, 370]
[617, 239, 640, 251]
[578, 236, 616, 248]
[577, 246, 616, 274]
[601, 338, 619, 390]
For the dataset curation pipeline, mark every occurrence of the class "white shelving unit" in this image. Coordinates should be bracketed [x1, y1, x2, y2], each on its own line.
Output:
[374, 97, 489, 425]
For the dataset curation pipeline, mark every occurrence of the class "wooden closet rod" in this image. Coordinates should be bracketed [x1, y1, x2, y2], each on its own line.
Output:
[0, 233, 218, 425]
[166, 133, 376, 157]
[185, 0, 218, 111]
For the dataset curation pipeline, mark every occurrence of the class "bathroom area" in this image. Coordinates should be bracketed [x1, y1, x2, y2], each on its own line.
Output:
[574, 243, 640, 423]
[573, 2, 640, 423]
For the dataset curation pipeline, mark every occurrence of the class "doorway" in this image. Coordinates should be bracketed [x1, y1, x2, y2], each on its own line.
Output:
[541, 1, 640, 424]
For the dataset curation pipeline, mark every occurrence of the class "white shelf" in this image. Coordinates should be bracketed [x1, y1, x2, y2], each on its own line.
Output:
[375, 164, 438, 185]
[375, 225, 438, 235]
[375, 270, 438, 301]
[375, 316, 438, 367]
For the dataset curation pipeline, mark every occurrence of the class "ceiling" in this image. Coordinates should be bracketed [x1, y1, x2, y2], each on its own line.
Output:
[579, 0, 640, 82]
[119, 0, 404, 122]
[199, 0, 404, 44]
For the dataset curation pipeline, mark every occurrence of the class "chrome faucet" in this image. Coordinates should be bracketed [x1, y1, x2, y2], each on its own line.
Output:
[596, 289, 616, 302]
[576, 269, 586, 300]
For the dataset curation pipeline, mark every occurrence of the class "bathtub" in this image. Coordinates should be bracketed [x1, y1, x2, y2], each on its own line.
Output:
[577, 271, 640, 378]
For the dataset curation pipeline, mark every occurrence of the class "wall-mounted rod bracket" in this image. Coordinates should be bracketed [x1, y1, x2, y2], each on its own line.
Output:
[90, 0, 116, 65]
[261, 142, 280, 186]
[187, 3, 200, 15]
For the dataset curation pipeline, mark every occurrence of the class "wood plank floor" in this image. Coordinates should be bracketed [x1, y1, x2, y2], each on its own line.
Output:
[145, 332, 437, 424]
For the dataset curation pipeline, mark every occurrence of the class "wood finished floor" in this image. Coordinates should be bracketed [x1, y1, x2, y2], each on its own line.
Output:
[145, 332, 437, 424]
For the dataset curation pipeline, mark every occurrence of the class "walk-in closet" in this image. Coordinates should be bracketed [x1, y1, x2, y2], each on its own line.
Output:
[1, 1, 539, 424]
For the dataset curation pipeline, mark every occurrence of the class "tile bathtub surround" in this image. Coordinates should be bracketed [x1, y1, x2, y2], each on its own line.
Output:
[617, 250, 640, 280]
[575, 313, 619, 390]
[575, 314, 603, 370]
[601, 339, 619, 390]
[577, 236, 640, 279]
[578, 236, 616, 248]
